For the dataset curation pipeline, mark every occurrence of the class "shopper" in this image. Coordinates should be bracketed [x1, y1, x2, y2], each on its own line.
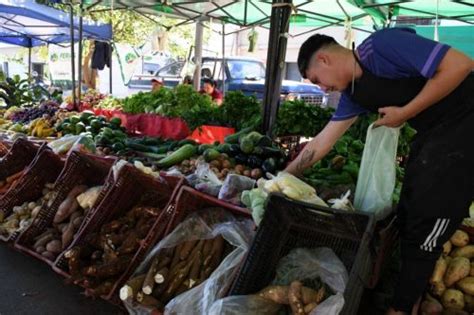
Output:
[151, 77, 164, 92]
[200, 78, 223, 106]
[182, 75, 193, 85]
[286, 28, 473, 315]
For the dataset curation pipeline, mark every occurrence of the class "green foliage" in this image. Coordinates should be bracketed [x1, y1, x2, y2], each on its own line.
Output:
[219, 91, 262, 131]
[274, 100, 334, 137]
[0, 75, 37, 108]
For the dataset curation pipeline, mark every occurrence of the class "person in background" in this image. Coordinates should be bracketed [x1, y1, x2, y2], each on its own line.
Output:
[151, 77, 164, 92]
[200, 78, 223, 106]
[182, 75, 193, 85]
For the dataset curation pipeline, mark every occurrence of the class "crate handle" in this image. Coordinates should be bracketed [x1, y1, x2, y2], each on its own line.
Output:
[306, 208, 336, 218]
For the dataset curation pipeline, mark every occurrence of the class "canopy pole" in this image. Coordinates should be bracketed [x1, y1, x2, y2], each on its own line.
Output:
[262, 0, 292, 135]
[222, 22, 226, 97]
[109, 0, 114, 95]
[193, 20, 204, 91]
[69, 3, 76, 107]
[78, 1, 83, 103]
[27, 46, 32, 79]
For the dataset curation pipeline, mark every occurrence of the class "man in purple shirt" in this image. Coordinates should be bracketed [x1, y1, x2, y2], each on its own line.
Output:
[286, 28, 473, 314]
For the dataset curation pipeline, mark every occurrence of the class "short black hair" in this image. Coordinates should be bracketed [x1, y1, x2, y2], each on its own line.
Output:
[202, 78, 216, 87]
[297, 34, 337, 78]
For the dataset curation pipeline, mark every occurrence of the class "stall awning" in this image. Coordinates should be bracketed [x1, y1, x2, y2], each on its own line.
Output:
[0, 0, 112, 47]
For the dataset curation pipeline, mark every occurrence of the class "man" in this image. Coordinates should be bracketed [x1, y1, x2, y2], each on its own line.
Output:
[151, 77, 164, 92]
[286, 28, 473, 315]
[200, 78, 223, 106]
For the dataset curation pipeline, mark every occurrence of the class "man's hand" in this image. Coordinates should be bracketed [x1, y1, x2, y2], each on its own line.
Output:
[375, 106, 410, 128]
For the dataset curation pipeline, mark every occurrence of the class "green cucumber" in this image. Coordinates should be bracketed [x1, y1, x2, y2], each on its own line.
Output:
[156, 144, 197, 168]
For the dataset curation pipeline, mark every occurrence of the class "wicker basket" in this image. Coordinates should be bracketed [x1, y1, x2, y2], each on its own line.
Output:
[0, 138, 44, 184]
[229, 193, 374, 315]
[0, 149, 64, 242]
[52, 164, 184, 302]
[14, 151, 116, 266]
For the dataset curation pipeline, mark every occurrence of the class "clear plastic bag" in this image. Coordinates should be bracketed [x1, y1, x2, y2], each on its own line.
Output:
[328, 191, 355, 211]
[354, 124, 400, 220]
[190, 163, 223, 197]
[47, 134, 96, 155]
[218, 174, 256, 205]
[124, 208, 255, 315]
[209, 247, 348, 315]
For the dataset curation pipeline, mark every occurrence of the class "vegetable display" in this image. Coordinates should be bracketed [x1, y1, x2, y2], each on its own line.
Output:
[64, 204, 162, 297]
[0, 183, 55, 238]
[0, 170, 25, 195]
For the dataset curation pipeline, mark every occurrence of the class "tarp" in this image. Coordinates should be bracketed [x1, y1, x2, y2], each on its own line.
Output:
[0, 0, 112, 47]
[414, 25, 474, 59]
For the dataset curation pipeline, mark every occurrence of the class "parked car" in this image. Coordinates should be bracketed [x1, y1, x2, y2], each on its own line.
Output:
[128, 56, 328, 106]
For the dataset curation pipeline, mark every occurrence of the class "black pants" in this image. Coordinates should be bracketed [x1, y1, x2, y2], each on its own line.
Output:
[392, 110, 474, 312]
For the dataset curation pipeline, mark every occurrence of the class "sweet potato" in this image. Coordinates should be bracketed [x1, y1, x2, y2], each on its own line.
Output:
[432, 281, 447, 297]
[431, 257, 448, 285]
[46, 239, 62, 254]
[443, 241, 453, 256]
[72, 216, 84, 230]
[445, 257, 470, 287]
[288, 281, 305, 315]
[450, 230, 469, 247]
[62, 223, 75, 250]
[35, 246, 45, 254]
[457, 276, 474, 295]
[33, 230, 54, 249]
[41, 250, 55, 260]
[441, 289, 464, 310]
[53, 185, 88, 224]
[451, 245, 474, 259]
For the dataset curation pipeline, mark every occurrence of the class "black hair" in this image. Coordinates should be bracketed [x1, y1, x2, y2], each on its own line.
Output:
[202, 78, 216, 87]
[297, 34, 338, 78]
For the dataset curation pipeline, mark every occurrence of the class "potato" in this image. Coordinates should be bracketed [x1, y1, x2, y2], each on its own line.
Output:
[27, 202, 36, 210]
[46, 240, 62, 254]
[431, 257, 448, 284]
[464, 294, 474, 312]
[31, 206, 41, 218]
[72, 216, 84, 229]
[457, 276, 474, 295]
[35, 246, 45, 254]
[41, 250, 55, 261]
[441, 289, 464, 310]
[450, 230, 469, 247]
[445, 256, 452, 266]
[451, 245, 474, 259]
[432, 281, 446, 297]
[234, 164, 244, 173]
[222, 160, 232, 169]
[443, 241, 452, 256]
[444, 257, 470, 287]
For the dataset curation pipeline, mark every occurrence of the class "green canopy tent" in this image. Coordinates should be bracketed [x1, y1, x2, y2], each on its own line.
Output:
[78, 0, 473, 133]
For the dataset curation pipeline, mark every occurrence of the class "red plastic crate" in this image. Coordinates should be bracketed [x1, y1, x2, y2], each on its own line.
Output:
[0, 149, 64, 242]
[14, 151, 116, 266]
[52, 164, 184, 302]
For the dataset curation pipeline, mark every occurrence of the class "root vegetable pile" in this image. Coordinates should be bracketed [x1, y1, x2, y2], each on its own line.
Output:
[0, 170, 25, 195]
[64, 205, 161, 297]
[0, 183, 55, 237]
[30, 185, 101, 261]
[423, 228, 474, 314]
[120, 235, 228, 310]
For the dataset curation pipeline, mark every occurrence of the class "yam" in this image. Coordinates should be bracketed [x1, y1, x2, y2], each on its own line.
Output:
[450, 230, 469, 247]
[444, 257, 470, 287]
[456, 276, 474, 295]
[463, 294, 474, 313]
[431, 257, 448, 285]
[288, 281, 305, 315]
[451, 245, 474, 259]
[54, 198, 79, 224]
[441, 289, 464, 310]
[443, 241, 452, 256]
[46, 239, 62, 254]
[61, 223, 75, 250]
[41, 250, 56, 261]
[432, 281, 447, 297]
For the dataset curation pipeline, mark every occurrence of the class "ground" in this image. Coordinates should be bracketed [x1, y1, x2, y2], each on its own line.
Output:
[0, 244, 121, 315]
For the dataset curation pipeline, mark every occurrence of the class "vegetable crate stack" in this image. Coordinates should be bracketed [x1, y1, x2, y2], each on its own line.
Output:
[14, 151, 116, 266]
[53, 163, 183, 301]
[120, 185, 253, 314]
[422, 224, 474, 314]
[229, 194, 375, 315]
[0, 149, 64, 242]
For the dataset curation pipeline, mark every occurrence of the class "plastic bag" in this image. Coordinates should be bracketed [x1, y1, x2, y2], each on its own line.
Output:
[354, 124, 400, 220]
[48, 134, 96, 155]
[218, 174, 256, 205]
[241, 188, 268, 226]
[124, 208, 255, 315]
[328, 191, 355, 211]
[210, 247, 348, 315]
[190, 163, 223, 197]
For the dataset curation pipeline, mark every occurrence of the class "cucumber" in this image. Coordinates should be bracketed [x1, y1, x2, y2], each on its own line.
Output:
[126, 141, 152, 152]
[224, 127, 254, 144]
[156, 144, 197, 168]
[178, 139, 197, 146]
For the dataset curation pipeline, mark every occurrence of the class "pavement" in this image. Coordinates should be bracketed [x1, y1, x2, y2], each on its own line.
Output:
[0, 244, 121, 315]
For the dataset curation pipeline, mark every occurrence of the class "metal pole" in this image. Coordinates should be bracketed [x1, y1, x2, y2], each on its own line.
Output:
[193, 20, 204, 91]
[78, 1, 83, 103]
[69, 3, 76, 107]
[262, 0, 292, 135]
[28, 46, 32, 79]
[109, 43, 113, 94]
[222, 22, 225, 97]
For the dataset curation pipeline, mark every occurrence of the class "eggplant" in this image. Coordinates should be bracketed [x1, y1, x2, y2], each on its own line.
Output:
[247, 155, 263, 169]
[234, 154, 248, 165]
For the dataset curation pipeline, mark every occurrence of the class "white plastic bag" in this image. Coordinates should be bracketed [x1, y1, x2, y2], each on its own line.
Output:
[124, 208, 255, 315]
[209, 247, 348, 315]
[218, 174, 256, 205]
[354, 124, 400, 220]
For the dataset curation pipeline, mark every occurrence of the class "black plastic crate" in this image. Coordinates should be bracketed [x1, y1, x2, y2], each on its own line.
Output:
[229, 193, 375, 315]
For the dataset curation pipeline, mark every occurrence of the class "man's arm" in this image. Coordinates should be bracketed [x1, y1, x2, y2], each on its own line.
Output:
[376, 48, 473, 127]
[285, 116, 357, 176]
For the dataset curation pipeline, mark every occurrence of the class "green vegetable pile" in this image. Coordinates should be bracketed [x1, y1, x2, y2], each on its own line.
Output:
[97, 96, 123, 110]
[218, 91, 262, 131]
